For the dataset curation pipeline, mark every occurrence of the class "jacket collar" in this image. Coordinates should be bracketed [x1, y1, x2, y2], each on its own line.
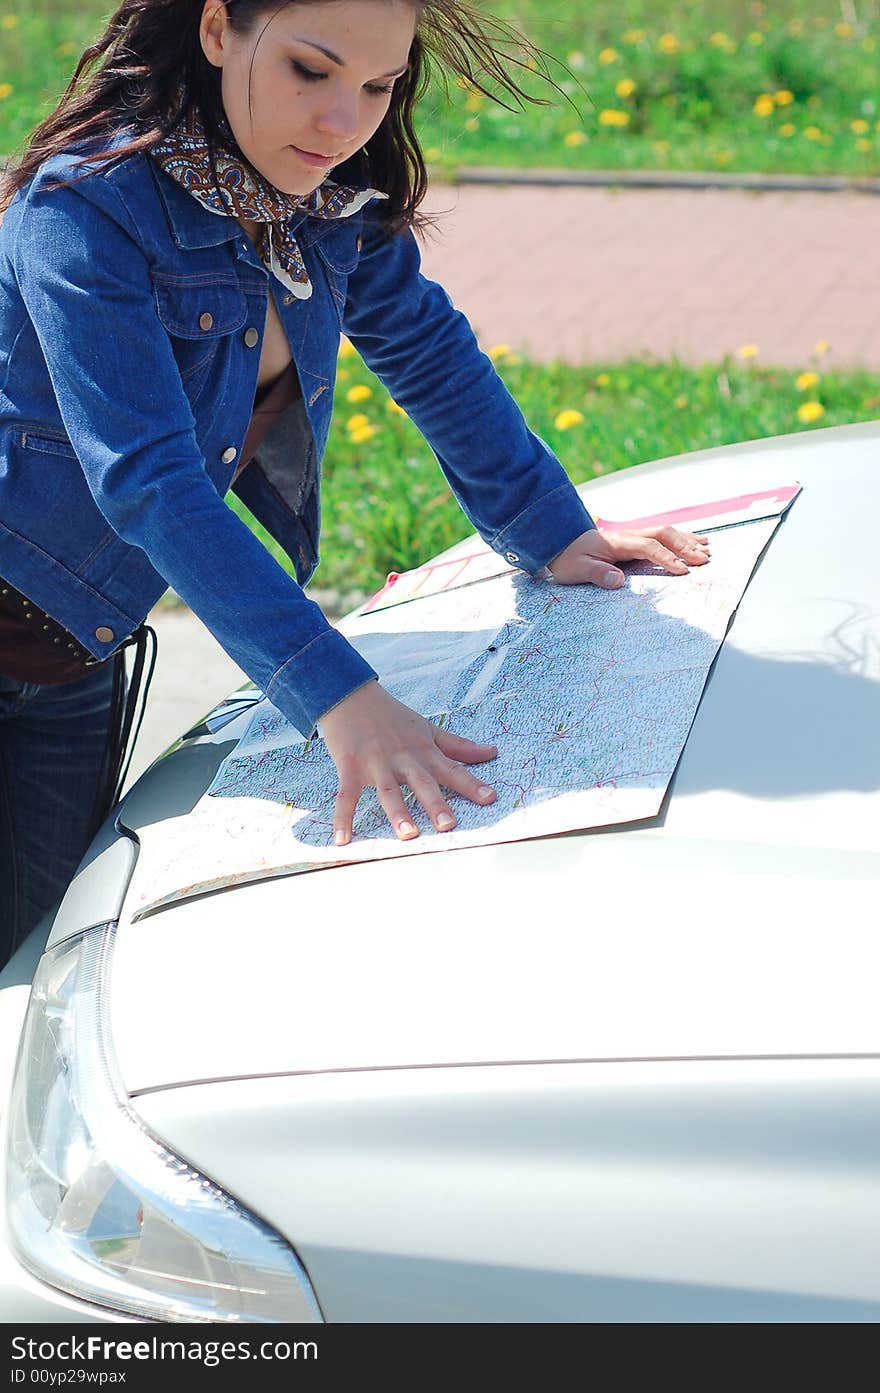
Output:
[151, 158, 312, 251]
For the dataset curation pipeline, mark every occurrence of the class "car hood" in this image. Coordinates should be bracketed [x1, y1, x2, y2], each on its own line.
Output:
[106, 421, 880, 1093]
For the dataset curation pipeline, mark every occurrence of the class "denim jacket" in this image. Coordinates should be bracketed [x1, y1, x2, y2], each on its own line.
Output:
[0, 143, 594, 735]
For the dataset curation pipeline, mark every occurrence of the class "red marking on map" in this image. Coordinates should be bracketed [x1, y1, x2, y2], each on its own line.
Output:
[593, 483, 801, 531]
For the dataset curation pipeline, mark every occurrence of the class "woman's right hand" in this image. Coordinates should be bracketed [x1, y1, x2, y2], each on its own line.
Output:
[319, 680, 498, 845]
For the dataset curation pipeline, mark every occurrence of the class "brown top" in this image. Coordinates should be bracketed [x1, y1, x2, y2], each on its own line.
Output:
[0, 365, 302, 685]
[237, 362, 300, 483]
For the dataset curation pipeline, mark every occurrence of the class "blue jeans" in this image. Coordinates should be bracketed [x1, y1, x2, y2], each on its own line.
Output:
[0, 662, 119, 967]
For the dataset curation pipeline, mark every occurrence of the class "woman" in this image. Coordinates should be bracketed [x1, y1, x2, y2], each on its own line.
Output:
[0, 0, 708, 963]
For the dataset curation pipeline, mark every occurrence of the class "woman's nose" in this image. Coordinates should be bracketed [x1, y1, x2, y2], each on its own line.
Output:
[312, 91, 361, 143]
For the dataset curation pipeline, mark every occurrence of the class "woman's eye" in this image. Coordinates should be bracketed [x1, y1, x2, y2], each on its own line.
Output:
[291, 60, 325, 81]
[365, 82, 394, 97]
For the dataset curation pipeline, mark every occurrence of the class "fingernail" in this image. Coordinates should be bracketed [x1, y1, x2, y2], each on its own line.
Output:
[477, 785, 495, 799]
[334, 830, 349, 846]
[436, 813, 455, 830]
[605, 570, 624, 587]
[399, 820, 417, 836]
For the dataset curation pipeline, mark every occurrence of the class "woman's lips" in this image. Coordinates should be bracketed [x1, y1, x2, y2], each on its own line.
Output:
[291, 146, 337, 168]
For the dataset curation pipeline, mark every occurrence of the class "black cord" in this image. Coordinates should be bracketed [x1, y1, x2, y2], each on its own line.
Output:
[88, 622, 158, 836]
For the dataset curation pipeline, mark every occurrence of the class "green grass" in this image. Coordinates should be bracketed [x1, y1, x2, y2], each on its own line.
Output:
[227, 344, 880, 600]
[2, 1, 880, 174]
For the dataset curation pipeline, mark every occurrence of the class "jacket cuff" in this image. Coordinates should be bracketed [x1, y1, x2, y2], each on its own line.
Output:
[491, 483, 596, 575]
[267, 628, 378, 738]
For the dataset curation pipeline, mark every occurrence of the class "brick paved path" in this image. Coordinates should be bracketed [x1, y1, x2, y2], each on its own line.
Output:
[420, 183, 880, 370]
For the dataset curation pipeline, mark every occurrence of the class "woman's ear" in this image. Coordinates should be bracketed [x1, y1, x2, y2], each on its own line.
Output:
[199, 1, 232, 68]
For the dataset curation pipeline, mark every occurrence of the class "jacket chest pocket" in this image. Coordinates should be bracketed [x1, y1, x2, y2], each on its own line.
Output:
[152, 275, 248, 402]
[310, 222, 361, 326]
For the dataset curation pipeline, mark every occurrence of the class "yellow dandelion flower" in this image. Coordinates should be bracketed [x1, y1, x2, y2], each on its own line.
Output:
[564, 130, 587, 147]
[714, 150, 733, 165]
[775, 90, 794, 106]
[505, 353, 522, 366]
[425, 147, 441, 162]
[753, 94, 775, 117]
[863, 37, 876, 51]
[338, 336, 357, 359]
[710, 31, 730, 46]
[736, 343, 759, 360]
[0, 14, 18, 28]
[674, 395, 689, 409]
[488, 344, 511, 362]
[788, 19, 804, 35]
[747, 31, 765, 45]
[595, 372, 611, 387]
[615, 78, 636, 98]
[814, 339, 831, 355]
[599, 48, 619, 65]
[566, 50, 586, 69]
[835, 21, 853, 38]
[554, 409, 584, 431]
[387, 399, 407, 416]
[346, 413, 371, 431]
[464, 117, 479, 132]
[349, 424, 380, 444]
[796, 371, 819, 391]
[851, 118, 870, 134]
[804, 125, 823, 141]
[464, 92, 483, 112]
[779, 123, 796, 137]
[337, 368, 351, 381]
[0, 83, 12, 100]
[798, 400, 825, 423]
[346, 384, 372, 403]
[599, 109, 630, 128]
[653, 140, 670, 156]
[857, 138, 873, 153]
[622, 29, 646, 44]
[659, 33, 679, 54]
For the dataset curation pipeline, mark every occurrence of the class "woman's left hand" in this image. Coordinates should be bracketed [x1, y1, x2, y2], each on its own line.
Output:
[547, 525, 711, 588]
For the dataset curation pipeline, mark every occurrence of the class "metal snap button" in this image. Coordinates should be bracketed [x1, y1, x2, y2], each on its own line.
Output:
[198, 312, 214, 332]
[221, 446, 237, 465]
[95, 626, 114, 643]
[356, 235, 362, 252]
[505, 551, 520, 564]
[283, 293, 295, 306]
[243, 327, 260, 348]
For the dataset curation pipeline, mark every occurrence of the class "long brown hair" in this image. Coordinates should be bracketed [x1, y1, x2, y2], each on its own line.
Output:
[1, 0, 568, 230]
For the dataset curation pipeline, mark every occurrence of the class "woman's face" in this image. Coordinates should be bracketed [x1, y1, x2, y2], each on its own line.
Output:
[199, 0, 417, 194]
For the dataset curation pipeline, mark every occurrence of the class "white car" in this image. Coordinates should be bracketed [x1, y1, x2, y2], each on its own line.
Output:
[1, 419, 878, 1324]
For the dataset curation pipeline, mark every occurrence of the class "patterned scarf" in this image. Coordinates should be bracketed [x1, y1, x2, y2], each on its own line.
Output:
[151, 104, 386, 299]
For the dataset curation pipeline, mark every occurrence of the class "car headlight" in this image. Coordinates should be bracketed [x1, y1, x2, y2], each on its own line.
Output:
[6, 922, 321, 1323]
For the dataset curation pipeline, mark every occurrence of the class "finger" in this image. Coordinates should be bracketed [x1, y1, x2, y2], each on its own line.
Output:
[432, 755, 497, 808]
[374, 778, 420, 841]
[404, 766, 459, 833]
[654, 526, 711, 559]
[333, 780, 362, 847]
[434, 728, 498, 763]
[636, 538, 691, 573]
[553, 558, 626, 589]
